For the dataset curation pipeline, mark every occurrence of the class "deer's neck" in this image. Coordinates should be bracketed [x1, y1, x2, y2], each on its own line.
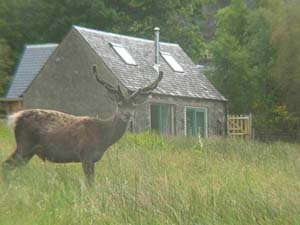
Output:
[92, 113, 128, 147]
[109, 114, 129, 144]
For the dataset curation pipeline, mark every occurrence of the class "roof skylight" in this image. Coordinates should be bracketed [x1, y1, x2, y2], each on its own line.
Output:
[110, 43, 136, 65]
[161, 52, 184, 73]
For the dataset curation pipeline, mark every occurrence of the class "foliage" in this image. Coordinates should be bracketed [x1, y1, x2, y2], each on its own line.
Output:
[0, 0, 125, 51]
[210, 0, 274, 114]
[1, 128, 300, 224]
[209, 0, 300, 129]
[0, 39, 14, 96]
[254, 105, 299, 130]
[264, 0, 300, 118]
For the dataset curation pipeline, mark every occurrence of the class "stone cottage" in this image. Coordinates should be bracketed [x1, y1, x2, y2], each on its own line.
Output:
[2, 26, 227, 137]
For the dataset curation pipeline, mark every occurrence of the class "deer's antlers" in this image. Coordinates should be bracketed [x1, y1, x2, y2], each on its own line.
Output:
[93, 65, 163, 104]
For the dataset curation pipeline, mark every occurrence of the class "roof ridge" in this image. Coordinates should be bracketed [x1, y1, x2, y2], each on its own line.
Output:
[26, 44, 58, 48]
[73, 25, 179, 47]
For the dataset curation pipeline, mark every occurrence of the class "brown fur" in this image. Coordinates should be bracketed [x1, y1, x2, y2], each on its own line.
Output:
[3, 109, 129, 185]
[2, 68, 163, 185]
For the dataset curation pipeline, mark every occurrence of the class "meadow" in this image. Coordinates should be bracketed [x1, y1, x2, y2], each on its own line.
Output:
[0, 119, 299, 225]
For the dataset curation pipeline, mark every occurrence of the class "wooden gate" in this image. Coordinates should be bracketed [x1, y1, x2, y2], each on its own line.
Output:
[227, 114, 252, 138]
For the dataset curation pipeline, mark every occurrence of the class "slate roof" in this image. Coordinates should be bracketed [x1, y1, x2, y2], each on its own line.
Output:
[74, 26, 226, 101]
[6, 44, 58, 99]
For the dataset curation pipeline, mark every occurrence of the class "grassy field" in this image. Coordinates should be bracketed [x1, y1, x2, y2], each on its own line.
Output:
[0, 120, 300, 225]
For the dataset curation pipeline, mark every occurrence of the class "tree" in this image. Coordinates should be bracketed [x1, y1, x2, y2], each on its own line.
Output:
[0, 0, 124, 52]
[210, 0, 252, 113]
[265, 0, 300, 118]
[0, 39, 14, 96]
[210, 0, 275, 115]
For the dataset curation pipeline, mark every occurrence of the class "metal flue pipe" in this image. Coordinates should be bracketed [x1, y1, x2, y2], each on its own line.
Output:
[154, 27, 160, 73]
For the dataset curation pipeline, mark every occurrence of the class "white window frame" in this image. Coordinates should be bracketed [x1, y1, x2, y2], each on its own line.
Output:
[110, 43, 137, 65]
[160, 51, 184, 73]
[184, 106, 208, 137]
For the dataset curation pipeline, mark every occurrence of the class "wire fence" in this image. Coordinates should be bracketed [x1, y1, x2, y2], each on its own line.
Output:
[254, 128, 300, 142]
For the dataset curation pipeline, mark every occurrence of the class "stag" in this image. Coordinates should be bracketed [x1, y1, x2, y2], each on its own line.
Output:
[2, 65, 163, 185]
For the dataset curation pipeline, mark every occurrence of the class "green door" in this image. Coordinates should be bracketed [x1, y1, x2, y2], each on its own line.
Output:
[186, 108, 207, 137]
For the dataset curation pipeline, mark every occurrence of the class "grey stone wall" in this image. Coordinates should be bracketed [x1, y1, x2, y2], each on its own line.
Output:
[24, 29, 119, 119]
[134, 94, 226, 137]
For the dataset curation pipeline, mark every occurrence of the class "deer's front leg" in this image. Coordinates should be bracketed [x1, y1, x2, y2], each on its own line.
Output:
[82, 161, 95, 186]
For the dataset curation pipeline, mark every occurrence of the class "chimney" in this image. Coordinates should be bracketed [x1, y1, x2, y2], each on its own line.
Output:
[154, 27, 160, 73]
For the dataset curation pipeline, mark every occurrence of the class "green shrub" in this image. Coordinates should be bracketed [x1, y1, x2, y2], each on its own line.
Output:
[254, 105, 299, 130]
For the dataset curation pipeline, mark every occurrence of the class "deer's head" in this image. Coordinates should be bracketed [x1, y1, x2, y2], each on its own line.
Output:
[92, 65, 163, 122]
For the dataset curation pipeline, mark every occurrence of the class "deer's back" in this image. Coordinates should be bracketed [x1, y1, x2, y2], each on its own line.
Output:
[13, 110, 91, 160]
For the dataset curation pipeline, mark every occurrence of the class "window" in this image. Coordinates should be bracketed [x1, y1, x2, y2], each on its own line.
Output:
[161, 52, 184, 72]
[185, 107, 207, 137]
[151, 104, 173, 135]
[110, 43, 136, 65]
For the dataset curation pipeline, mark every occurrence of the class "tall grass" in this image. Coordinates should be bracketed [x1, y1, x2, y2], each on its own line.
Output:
[0, 120, 299, 225]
